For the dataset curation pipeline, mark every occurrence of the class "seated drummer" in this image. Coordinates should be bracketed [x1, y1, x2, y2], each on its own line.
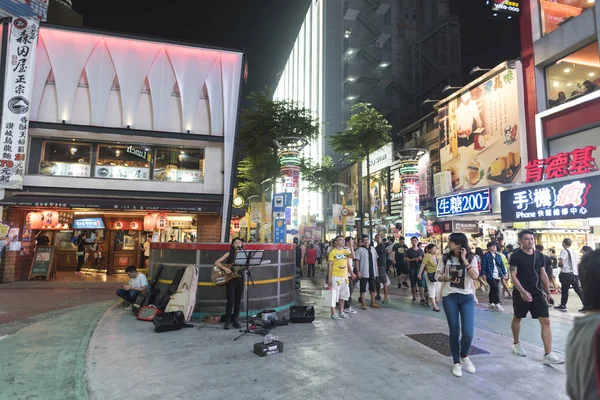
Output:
[215, 237, 244, 330]
[116, 265, 148, 310]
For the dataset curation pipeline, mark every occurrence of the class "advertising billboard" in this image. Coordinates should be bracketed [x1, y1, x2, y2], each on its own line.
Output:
[501, 175, 600, 222]
[438, 66, 524, 192]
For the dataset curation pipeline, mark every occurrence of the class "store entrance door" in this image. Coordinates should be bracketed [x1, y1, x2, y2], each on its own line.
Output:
[108, 230, 142, 274]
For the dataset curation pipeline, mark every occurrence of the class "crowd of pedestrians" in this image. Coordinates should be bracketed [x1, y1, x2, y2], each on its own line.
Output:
[295, 229, 597, 382]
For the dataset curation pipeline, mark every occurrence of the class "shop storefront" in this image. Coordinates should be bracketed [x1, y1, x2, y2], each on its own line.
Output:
[0, 23, 244, 282]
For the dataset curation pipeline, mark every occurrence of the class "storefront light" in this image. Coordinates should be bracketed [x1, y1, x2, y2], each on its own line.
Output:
[564, 68, 570, 73]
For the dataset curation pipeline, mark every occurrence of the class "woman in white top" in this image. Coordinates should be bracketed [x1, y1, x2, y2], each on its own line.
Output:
[435, 232, 480, 378]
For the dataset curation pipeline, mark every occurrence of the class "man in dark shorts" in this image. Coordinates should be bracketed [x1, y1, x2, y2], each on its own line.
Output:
[355, 235, 382, 310]
[374, 234, 389, 303]
[510, 230, 562, 364]
[406, 236, 426, 304]
[392, 237, 409, 288]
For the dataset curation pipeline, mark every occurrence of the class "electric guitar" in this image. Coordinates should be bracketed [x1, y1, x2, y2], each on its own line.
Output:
[211, 263, 246, 286]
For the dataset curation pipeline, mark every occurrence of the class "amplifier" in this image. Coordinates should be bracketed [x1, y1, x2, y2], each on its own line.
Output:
[253, 340, 284, 357]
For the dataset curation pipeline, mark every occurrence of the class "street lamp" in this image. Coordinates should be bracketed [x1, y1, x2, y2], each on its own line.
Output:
[469, 66, 492, 75]
[442, 85, 461, 93]
[421, 98, 438, 105]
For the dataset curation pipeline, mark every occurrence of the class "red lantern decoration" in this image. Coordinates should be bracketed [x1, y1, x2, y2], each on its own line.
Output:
[143, 213, 156, 231]
[26, 212, 43, 230]
[155, 213, 168, 230]
[40, 210, 58, 228]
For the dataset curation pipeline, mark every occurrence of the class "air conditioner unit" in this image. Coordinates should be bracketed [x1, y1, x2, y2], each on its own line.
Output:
[434, 171, 453, 197]
[375, 40, 383, 48]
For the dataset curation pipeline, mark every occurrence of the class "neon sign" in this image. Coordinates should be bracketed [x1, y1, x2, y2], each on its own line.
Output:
[436, 189, 491, 217]
[501, 175, 600, 222]
[525, 146, 597, 183]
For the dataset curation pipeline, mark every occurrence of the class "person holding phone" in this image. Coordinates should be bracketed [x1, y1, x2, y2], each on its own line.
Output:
[435, 233, 479, 377]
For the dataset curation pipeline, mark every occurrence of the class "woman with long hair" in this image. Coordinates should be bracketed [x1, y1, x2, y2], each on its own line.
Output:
[305, 243, 317, 277]
[215, 237, 244, 330]
[435, 233, 480, 377]
[418, 243, 441, 312]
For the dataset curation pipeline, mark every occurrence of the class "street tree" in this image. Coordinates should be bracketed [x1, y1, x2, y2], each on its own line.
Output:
[300, 155, 338, 239]
[329, 103, 392, 236]
[237, 90, 320, 198]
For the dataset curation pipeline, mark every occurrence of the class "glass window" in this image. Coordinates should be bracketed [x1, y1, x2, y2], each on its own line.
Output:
[40, 141, 91, 177]
[96, 145, 150, 180]
[546, 41, 600, 108]
[154, 148, 205, 183]
[540, 0, 595, 35]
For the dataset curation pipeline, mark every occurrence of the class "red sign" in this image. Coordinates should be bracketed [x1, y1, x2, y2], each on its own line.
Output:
[111, 219, 143, 231]
[113, 220, 124, 230]
[118, 257, 129, 266]
[525, 146, 598, 183]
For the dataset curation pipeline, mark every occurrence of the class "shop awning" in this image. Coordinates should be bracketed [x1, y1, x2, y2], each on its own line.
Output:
[0, 194, 222, 213]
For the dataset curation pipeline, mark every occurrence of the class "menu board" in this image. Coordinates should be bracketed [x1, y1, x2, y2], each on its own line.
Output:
[28, 246, 55, 280]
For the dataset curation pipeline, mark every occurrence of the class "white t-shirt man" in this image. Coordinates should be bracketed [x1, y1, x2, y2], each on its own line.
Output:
[129, 272, 148, 289]
[354, 246, 379, 279]
[560, 247, 579, 275]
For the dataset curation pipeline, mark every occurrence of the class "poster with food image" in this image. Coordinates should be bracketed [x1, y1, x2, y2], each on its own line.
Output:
[439, 67, 524, 190]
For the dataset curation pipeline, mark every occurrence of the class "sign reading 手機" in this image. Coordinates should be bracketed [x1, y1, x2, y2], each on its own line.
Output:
[501, 175, 600, 222]
[525, 146, 597, 183]
[436, 188, 491, 217]
[0, 18, 39, 189]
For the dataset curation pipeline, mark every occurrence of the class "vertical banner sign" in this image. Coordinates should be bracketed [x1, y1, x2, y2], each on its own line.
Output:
[402, 176, 420, 238]
[0, 18, 38, 189]
[273, 219, 286, 244]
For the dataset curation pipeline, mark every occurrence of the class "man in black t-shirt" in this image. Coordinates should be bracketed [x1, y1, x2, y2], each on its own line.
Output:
[374, 234, 389, 302]
[406, 237, 426, 304]
[392, 237, 409, 288]
[510, 230, 562, 365]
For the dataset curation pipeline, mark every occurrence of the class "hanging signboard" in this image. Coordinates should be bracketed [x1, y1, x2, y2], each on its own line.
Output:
[489, 0, 521, 17]
[362, 144, 393, 174]
[436, 188, 492, 217]
[273, 218, 286, 244]
[501, 175, 600, 222]
[0, 1, 49, 21]
[0, 18, 39, 189]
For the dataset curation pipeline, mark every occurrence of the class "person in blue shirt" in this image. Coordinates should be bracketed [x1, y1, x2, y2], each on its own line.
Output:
[481, 241, 508, 311]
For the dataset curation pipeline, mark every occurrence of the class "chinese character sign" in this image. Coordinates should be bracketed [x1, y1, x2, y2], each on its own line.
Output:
[501, 175, 600, 222]
[436, 189, 491, 217]
[525, 146, 598, 183]
[438, 65, 523, 191]
[402, 177, 420, 237]
[0, 18, 38, 189]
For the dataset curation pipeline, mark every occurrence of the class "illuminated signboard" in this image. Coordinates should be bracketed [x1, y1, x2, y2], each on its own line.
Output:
[73, 218, 105, 229]
[525, 145, 597, 183]
[436, 188, 491, 217]
[490, 0, 521, 17]
[501, 175, 600, 222]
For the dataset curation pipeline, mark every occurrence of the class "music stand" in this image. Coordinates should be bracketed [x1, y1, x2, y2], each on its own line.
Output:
[233, 250, 265, 341]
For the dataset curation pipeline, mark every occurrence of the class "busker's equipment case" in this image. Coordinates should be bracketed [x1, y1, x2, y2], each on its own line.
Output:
[132, 264, 164, 316]
[153, 311, 193, 333]
[165, 266, 198, 322]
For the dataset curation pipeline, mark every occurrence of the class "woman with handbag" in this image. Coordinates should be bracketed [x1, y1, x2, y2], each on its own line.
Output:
[418, 243, 440, 312]
[435, 232, 479, 377]
[215, 237, 244, 330]
[75, 232, 87, 275]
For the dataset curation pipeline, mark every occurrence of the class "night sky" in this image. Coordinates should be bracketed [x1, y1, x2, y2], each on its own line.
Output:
[71, 0, 521, 107]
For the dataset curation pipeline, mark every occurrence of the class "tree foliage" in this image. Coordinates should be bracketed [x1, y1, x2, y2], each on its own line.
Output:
[329, 103, 392, 235]
[236, 90, 320, 197]
[329, 103, 392, 163]
[299, 155, 338, 194]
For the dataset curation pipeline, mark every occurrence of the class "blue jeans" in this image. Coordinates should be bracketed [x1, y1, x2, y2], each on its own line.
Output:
[116, 288, 139, 304]
[442, 293, 475, 363]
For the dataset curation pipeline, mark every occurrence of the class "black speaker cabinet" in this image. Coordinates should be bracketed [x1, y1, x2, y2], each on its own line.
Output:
[289, 305, 315, 323]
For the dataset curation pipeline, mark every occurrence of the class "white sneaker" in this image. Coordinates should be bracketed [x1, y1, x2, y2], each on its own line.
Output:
[513, 343, 527, 357]
[542, 352, 565, 365]
[460, 356, 476, 374]
[495, 304, 504, 312]
[344, 307, 358, 314]
[322, 284, 328, 289]
[489, 303, 496, 310]
[452, 363, 462, 377]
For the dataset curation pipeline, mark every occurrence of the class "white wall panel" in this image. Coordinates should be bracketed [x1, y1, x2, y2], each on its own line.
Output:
[166, 95, 183, 133]
[166, 47, 218, 133]
[104, 37, 161, 128]
[205, 57, 223, 136]
[135, 92, 153, 131]
[193, 98, 211, 135]
[71, 86, 91, 125]
[85, 41, 116, 126]
[39, 29, 99, 123]
[30, 38, 51, 121]
[146, 50, 177, 132]
[103, 88, 122, 128]
[37, 84, 57, 123]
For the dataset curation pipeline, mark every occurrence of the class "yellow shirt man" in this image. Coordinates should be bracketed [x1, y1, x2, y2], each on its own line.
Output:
[329, 248, 351, 277]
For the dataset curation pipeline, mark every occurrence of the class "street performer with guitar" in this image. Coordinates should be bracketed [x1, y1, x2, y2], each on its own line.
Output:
[215, 237, 244, 330]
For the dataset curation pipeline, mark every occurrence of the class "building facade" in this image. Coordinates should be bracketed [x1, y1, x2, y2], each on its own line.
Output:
[0, 22, 243, 281]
